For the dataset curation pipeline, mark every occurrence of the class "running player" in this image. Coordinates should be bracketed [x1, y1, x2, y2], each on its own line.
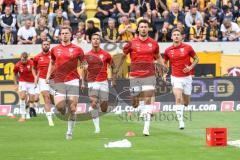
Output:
[13, 52, 37, 122]
[33, 40, 54, 126]
[116, 19, 166, 136]
[83, 33, 116, 133]
[164, 28, 199, 129]
[46, 26, 84, 140]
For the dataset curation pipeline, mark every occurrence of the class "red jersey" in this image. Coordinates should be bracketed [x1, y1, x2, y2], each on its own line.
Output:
[51, 43, 84, 82]
[123, 37, 159, 77]
[14, 60, 34, 83]
[164, 43, 196, 77]
[84, 49, 112, 82]
[33, 52, 51, 79]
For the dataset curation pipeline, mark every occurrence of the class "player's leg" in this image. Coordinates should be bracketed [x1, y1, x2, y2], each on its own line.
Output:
[89, 95, 100, 133]
[40, 78, 54, 126]
[172, 88, 185, 129]
[88, 82, 101, 133]
[18, 90, 27, 122]
[140, 90, 155, 136]
[28, 83, 37, 118]
[42, 90, 54, 126]
[66, 95, 78, 140]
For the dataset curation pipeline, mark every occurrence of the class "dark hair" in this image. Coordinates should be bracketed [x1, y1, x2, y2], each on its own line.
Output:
[87, 20, 94, 25]
[60, 25, 72, 34]
[137, 19, 150, 28]
[91, 33, 101, 40]
[21, 52, 28, 58]
[171, 28, 182, 35]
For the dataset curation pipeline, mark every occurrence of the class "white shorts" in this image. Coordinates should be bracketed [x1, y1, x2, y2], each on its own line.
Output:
[129, 76, 156, 96]
[171, 75, 192, 95]
[18, 82, 35, 95]
[88, 80, 109, 101]
[38, 78, 50, 92]
[34, 84, 40, 94]
[54, 79, 80, 97]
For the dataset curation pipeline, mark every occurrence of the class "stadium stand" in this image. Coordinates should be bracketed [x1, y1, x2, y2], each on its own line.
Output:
[0, 0, 239, 44]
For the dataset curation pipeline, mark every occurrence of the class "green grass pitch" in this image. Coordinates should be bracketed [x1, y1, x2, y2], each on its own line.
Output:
[0, 112, 240, 160]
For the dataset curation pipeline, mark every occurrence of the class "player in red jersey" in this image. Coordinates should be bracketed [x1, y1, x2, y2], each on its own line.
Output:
[33, 40, 54, 126]
[46, 26, 84, 140]
[83, 33, 116, 133]
[116, 19, 166, 136]
[164, 28, 199, 129]
[13, 52, 37, 122]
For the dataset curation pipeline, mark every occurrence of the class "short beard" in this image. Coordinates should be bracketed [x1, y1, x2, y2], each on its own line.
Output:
[43, 49, 49, 53]
[140, 33, 148, 37]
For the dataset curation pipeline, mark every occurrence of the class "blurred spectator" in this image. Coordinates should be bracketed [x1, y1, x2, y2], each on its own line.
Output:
[95, 0, 117, 27]
[52, 19, 70, 43]
[35, 17, 50, 38]
[17, 0, 35, 14]
[148, 0, 165, 19]
[221, 18, 240, 41]
[73, 21, 85, 36]
[1, 26, 17, 44]
[158, 21, 171, 42]
[17, 19, 37, 44]
[17, 5, 34, 27]
[68, 0, 87, 24]
[32, 0, 49, 15]
[206, 16, 221, 41]
[34, 6, 49, 28]
[48, 0, 69, 28]
[134, 0, 151, 18]
[205, 5, 223, 25]
[72, 30, 87, 45]
[0, 0, 17, 13]
[116, 0, 135, 21]
[118, 15, 137, 42]
[36, 31, 51, 44]
[85, 20, 101, 43]
[222, 5, 233, 20]
[0, 6, 17, 32]
[103, 18, 119, 43]
[168, 2, 185, 29]
[52, 9, 67, 29]
[162, 10, 170, 21]
[189, 19, 206, 42]
[185, 5, 203, 28]
[176, 21, 188, 41]
[184, 0, 199, 12]
[166, 0, 183, 11]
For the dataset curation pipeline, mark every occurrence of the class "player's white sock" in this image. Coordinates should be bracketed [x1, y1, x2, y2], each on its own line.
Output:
[89, 106, 100, 133]
[46, 112, 54, 126]
[67, 112, 76, 135]
[143, 105, 153, 136]
[138, 101, 145, 117]
[19, 99, 26, 119]
[175, 105, 184, 123]
[26, 107, 30, 119]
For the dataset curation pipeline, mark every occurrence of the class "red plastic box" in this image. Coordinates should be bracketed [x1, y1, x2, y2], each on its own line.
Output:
[206, 128, 227, 146]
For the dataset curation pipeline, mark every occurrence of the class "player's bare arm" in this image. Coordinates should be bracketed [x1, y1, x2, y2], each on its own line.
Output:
[13, 73, 19, 91]
[110, 60, 117, 87]
[46, 59, 55, 83]
[183, 54, 199, 73]
[115, 54, 127, 75]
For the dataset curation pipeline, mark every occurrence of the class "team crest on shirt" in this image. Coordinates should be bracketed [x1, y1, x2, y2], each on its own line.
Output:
[27, 65, 30, 70]
[180, 48, 185, 54]
[170, 50, 174, 57]
[99, 54, 104, 60]
[148, 43, 152, 47]
[40, 57, 44, 61]
[69, 48, 73, 53]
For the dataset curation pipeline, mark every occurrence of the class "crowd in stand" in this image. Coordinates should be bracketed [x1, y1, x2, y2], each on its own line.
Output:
[0, 0, 239, 45]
